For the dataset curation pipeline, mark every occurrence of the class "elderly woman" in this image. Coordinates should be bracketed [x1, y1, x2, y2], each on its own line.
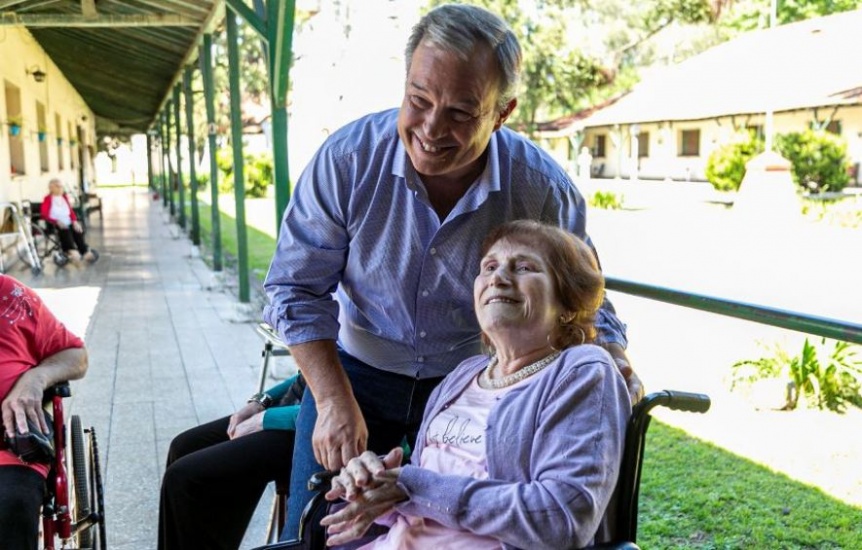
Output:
[39, 179, 98, 263]
[321, 220, 631, 550]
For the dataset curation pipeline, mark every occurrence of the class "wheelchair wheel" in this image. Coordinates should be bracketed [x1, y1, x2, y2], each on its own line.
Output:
[70, 415, 105, 549]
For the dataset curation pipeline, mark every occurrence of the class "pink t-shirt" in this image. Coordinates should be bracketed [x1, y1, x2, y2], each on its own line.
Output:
[360, 374, 530, 550]
[0, 275, 84, 476]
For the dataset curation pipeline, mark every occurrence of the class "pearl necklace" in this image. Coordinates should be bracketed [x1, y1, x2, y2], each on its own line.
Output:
[479, 350, 562, 389]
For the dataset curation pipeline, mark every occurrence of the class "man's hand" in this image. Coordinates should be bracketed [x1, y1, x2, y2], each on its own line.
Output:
[1, 369, 50, 438]
[321, 448, 406, 546]
[605, 343, 644, 405]
[313, 395, 368, 471]
[227, 403, 265, 439]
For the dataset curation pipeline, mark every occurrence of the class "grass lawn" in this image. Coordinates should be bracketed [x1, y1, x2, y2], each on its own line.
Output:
[174, 191, 861, 548]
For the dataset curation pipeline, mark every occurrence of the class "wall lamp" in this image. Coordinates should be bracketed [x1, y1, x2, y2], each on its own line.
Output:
[26, 65, 46, 83]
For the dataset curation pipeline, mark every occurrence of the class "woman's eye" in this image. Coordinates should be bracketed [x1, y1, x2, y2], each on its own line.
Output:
[483, 262, 497, 272]
[516, 263, 535, 272]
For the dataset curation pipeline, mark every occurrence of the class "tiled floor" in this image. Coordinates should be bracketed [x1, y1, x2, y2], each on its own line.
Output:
[6, 187, 292, 549]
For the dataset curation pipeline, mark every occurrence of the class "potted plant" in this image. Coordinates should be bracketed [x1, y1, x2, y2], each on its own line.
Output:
[37, 126, 47, 142]
[7, 116, 22, 137]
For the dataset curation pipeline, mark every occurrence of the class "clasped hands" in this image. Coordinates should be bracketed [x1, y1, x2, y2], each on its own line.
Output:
[320, 447, 407, 546]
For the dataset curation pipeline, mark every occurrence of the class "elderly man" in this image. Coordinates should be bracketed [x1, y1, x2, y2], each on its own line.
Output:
[0, 274, 88, 549]
[263, 4, 642, 538]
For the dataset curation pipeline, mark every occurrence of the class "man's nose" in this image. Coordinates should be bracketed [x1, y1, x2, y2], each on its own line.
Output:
[422, 108, 448, 140]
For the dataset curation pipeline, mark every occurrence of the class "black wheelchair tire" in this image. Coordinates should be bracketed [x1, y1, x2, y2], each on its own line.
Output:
[71, 415, 95, 548]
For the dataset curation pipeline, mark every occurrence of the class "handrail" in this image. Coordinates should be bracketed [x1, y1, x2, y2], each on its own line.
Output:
[605, 276, 862, 346]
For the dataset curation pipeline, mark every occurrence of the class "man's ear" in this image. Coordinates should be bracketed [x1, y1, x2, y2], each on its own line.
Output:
[494, 98, 518, 130]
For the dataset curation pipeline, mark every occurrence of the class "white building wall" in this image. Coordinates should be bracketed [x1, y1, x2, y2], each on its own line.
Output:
[0, 26, 95, 204]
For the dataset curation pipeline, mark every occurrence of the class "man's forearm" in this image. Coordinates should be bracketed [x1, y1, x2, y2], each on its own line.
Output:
[32, 347, 88, 386]
[289, 340, 354, 406]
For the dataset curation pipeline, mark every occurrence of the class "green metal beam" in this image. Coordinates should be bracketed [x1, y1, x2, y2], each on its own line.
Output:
[227, 13, 250, 303]
[159, 112, 167, 207]
[173, 84, 186, 229]
[605, 277, 862, 345]
[184, 66, 200, 246]
[201, 33, 222, 272]
[225, 0, 267, 39]
[146, 132, 155, 192]
[0, 13, 199, 27]
[267, 0, 295, 232]
[164, 104, 175, 217]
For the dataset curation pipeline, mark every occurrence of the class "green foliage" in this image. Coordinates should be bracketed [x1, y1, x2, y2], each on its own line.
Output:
[215, 149, 272, 198]
[704, 131, 762, 192]
[589, 190, 625, 210]
[722, 0, 862, 31]
[731, 338, 862, 412]
[774, 130, 851, 193]
[802, 197, 862, 229]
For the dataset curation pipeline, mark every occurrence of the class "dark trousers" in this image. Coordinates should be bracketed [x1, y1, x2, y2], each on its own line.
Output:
[0, 465, 45, 550]
[56, 226, 88, 255]
[158, 416, 295, 550]
[284, 351, 443, 539]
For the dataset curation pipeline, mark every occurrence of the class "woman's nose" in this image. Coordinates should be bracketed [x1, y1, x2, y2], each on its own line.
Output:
[489, 267, 511, 286]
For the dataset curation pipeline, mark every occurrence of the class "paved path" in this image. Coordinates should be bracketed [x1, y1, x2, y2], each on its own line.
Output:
[7, 186, 292, 549]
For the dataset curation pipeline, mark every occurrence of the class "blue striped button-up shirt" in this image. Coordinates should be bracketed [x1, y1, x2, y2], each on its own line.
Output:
[263, 109, 626, 379]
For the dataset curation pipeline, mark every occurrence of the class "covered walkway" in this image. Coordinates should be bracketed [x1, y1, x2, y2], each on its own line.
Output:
[9, 186, 290, 549]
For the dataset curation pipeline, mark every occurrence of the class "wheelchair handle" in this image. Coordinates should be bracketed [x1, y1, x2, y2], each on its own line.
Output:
[637, 390, 711, 415]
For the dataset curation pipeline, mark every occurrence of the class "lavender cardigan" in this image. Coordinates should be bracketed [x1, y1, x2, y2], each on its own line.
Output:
[394, 345, 631, 549]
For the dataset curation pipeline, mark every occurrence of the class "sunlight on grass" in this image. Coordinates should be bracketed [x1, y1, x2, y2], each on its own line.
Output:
[641, 421, 862, 549]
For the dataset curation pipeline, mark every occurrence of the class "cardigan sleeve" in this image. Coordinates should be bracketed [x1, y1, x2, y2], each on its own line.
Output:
[395, 356, 630, 550]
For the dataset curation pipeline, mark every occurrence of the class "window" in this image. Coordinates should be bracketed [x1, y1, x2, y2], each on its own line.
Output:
[593, 134, 606, 158]
[5, 81, 25, 175]
[36, 101, 48, 172]
[679, 129, 700, 157]
[56, 114, 64, 170]
[637, 132, 649, 158]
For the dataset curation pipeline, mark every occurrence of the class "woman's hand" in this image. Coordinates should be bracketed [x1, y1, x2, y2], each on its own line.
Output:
[227, 402, 264, 439]
[321, 447, 406, 545]
[72, 221, 83, 233]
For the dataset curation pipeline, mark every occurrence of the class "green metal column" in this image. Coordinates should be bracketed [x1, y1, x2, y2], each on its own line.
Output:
[184, 67, 200, 246]
[146, 132, 155, 192]
[164, 105, 175, 216]
[267, 0, 296, 233]
[227, 14, 250, 303]
[201, 33, 223, 271]
[160, 112, 168, 207]
[173, 85, 186, 229]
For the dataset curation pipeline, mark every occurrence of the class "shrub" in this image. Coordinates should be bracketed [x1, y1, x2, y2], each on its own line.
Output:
[215, 148, 272, 198]
[774, 129, 851, 193]
[589, 190, 625, 210]
[731, 338, 862, 413]
[705, 131, 762, 192]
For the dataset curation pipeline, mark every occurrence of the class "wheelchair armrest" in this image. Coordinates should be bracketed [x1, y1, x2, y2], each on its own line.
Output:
[308, 470, 337, 492]
[250, 542, 305, 550]
[584, 542, 641, 550]
[43, 382, 71, 402]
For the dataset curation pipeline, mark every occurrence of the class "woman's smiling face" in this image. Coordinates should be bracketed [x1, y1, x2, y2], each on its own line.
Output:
[474, 238, 562, 343]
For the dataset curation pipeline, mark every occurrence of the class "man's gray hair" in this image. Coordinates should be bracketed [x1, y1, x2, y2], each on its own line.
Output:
[405, 4, 522, 111]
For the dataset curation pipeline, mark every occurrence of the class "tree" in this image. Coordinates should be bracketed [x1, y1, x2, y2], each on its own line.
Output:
[721, 0, 862, 31]
[426, 0, 729, 133]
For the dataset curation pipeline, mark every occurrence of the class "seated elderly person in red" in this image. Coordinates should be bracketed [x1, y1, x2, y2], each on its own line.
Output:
[321, 220, 631, 550]
[0, 274, 88, 549]
[40, 179, 99, 263]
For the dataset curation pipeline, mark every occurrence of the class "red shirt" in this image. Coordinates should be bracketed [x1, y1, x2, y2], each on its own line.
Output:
[1, 275, 84, 475]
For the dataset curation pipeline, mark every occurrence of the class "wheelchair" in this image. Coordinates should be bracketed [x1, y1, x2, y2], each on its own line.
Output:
[40, 382, 107, 549]
[16, 201, 70, 271]
[253, 390, 711, 550]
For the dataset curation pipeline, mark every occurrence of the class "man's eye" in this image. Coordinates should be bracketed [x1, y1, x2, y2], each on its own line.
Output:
[451, 110, 473, 123]
[411, 96, 430, 109]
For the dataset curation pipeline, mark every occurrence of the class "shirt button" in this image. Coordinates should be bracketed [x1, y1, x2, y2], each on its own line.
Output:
[429, 247, 437, 255]
[421, 290, 429, 297]
[420, 331, 427, 338]
[417, 356, 425, 363]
